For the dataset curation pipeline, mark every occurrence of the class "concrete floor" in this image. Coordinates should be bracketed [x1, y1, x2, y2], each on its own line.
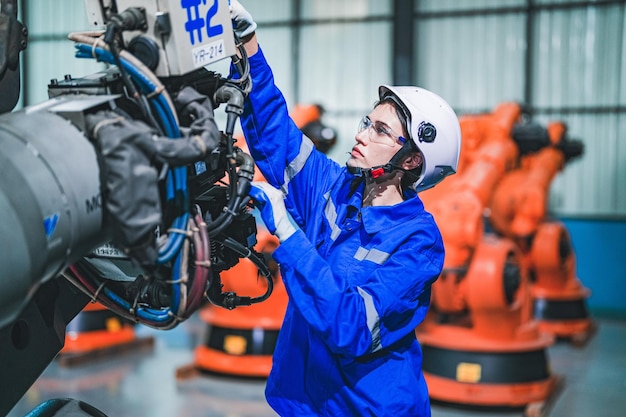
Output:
[7, 316, 626, 417]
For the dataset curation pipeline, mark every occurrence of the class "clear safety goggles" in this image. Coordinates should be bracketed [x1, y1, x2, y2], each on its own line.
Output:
[358, 116, 406, 147]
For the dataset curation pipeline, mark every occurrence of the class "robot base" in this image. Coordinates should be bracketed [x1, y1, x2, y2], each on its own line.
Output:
[419, 324, 560, 415]
[534, 295, 597, 346]
[191, 325, 278, 378]
[426, 372, 563, 417]
[58, 303, 154, 367]
[177, 307, 281, 379]
[423, 346, 557, 406]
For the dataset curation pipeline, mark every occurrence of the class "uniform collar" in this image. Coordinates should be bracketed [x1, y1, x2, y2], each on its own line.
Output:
[342, 173, 424, 233]
[361, 194, 425, 234]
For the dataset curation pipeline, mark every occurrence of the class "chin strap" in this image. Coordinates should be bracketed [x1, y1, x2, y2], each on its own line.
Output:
[347, 163, 395, 179]
[348, 142, 416, 179]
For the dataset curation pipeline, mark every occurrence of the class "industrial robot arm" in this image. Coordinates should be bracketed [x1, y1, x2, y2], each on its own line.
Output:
[0, 1, 272, 414]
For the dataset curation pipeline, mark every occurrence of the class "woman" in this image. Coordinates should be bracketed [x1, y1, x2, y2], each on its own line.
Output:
[230, 2, 461, 415]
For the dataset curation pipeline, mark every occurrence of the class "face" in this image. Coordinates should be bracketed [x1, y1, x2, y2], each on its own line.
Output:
[347, 102, 406, 170]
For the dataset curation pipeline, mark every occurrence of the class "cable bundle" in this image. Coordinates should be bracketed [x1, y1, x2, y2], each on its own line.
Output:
[61, 21, 270, 327]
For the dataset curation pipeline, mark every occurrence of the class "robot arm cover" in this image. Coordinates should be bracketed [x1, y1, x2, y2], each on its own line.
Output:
[85, 87, 221, 267]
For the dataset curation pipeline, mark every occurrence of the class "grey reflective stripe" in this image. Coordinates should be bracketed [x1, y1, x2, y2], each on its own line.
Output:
[357, 286, 382, 352]
[282, 135, 314, 194]
[323, 191, 342, 241]
[354, 247, 390, 265]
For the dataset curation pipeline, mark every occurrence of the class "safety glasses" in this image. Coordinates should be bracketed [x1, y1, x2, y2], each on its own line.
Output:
[358, 116, 406, 147]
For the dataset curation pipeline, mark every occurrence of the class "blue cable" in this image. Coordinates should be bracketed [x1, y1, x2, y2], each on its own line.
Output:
[103, 287, 171, 323]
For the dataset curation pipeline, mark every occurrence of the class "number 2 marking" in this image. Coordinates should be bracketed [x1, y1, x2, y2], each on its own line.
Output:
[206, 0, 223, 37]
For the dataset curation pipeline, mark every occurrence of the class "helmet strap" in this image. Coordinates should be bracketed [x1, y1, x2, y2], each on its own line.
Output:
[346, 142, 417, 179]
[347, 163, 395, 179]
[389, 142, 415, 169]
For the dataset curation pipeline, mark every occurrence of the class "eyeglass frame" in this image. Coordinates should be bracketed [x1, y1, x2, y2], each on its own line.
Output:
[357, 116, 407, 147]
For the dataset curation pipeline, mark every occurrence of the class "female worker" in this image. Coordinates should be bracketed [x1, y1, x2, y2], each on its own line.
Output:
[229, 1, 461, 415]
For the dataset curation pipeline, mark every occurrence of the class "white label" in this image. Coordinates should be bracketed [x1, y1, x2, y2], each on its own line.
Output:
[92, 243, 127, 259]
[192, 39, 226, 67]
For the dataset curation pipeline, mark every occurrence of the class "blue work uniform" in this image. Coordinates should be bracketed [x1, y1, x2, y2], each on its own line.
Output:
[237, 46, 444, 417]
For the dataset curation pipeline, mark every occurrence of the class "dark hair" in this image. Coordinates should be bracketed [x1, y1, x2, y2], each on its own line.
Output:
[374, 98, 409, 139]
[374, 98, 423, 192]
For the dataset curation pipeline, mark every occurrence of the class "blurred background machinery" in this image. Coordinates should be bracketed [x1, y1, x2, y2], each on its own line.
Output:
[58, 301, 154, 367]
[489, 121, 594, 344]
[416, 102, 587, 414]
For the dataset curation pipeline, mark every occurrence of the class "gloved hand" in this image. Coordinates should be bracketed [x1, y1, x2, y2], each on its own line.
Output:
[229, 0, 257, 39]
[249, 182, 297, 242]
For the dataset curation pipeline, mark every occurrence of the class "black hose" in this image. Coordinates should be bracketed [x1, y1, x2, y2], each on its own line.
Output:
[205, 236, 273, 310]
[206, 148, 255, 237]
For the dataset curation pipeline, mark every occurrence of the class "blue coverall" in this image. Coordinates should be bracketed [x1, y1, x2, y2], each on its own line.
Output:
[238, 47, 445, 417]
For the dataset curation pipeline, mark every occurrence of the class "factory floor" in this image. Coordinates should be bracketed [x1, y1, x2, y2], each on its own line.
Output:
[7, 315, 626, 417]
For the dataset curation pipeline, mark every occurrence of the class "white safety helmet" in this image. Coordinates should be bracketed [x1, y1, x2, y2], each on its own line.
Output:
[379, 85, 461, 192]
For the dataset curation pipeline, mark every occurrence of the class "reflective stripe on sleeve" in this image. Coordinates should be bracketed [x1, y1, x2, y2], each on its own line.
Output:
[357, 286, 382, 352]
[323, 191, 342, 241]
[282, 135, 314, 194]
[354, 247, 390, 265]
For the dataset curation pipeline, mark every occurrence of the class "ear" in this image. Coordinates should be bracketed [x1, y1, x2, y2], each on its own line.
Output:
[402, 152, 423, 170]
